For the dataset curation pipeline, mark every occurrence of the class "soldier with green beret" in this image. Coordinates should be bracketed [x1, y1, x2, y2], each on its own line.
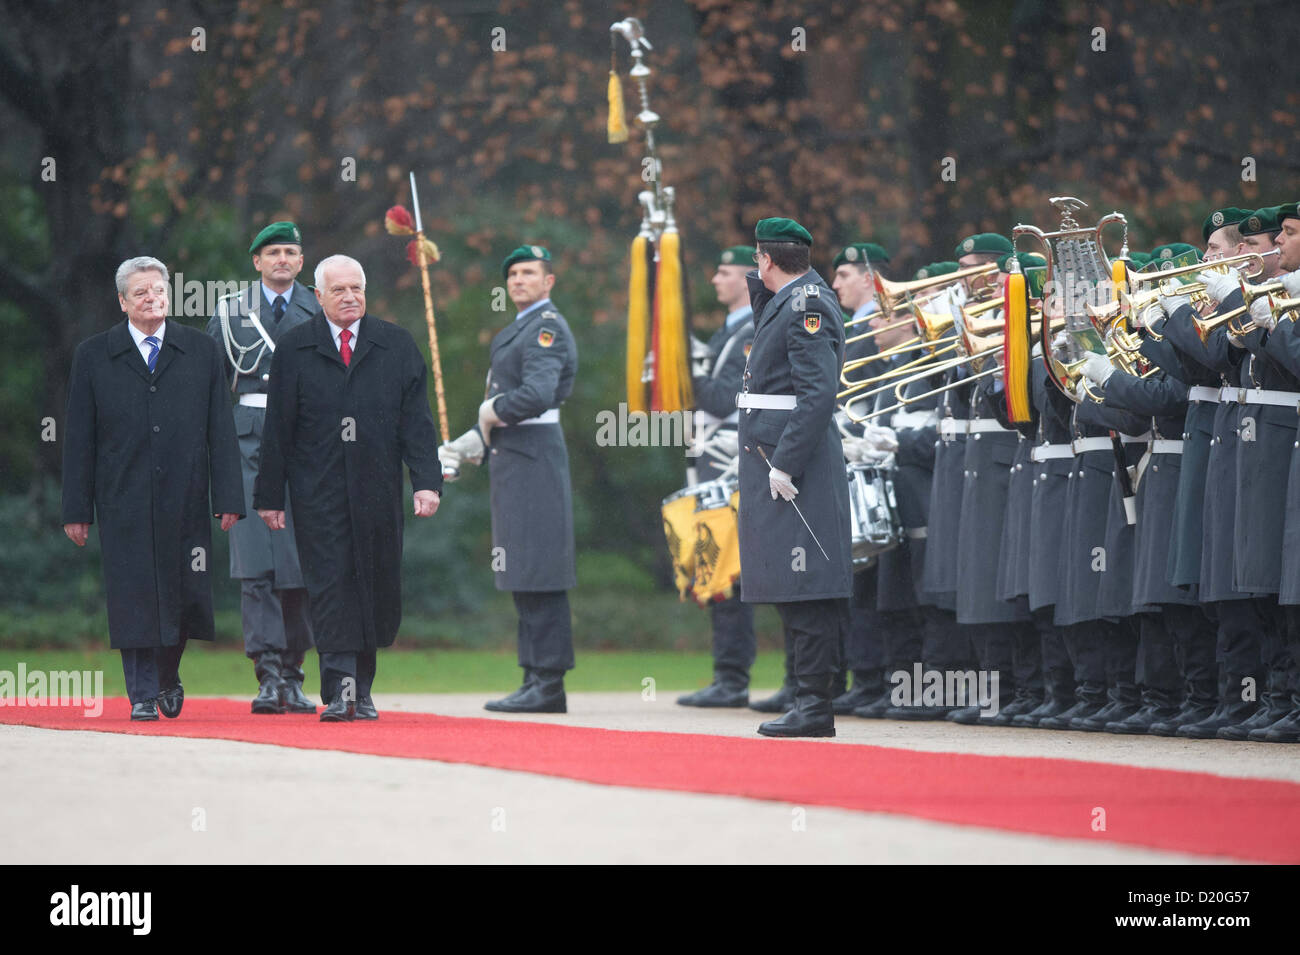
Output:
[678, 243, 762, 709]
[1239, 207, 1285, 279]
[955, 233, 1012, 298]
[207, 221, 321, 715]
[1274, 201, 1300, 274]
[439, 243, 579, 713]
[1202, 207, 1252, 245]
[914, 261, 959, 281]
[737, 216, 852, 737]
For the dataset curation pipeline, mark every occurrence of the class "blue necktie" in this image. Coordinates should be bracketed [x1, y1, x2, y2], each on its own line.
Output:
[144, 335, 160, 372]
[272, 295, 286, 325]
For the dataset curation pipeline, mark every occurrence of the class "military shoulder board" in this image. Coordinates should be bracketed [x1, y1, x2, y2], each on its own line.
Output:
[803, 284, 820, 297]
[542, 310, 559, 319]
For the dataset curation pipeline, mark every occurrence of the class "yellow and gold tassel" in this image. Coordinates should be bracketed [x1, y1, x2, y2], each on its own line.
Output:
[626, 234, 650, 413]
[1003, 271, 1033, 424]
[653, 229, 692, 412]
[1111, 258, 1127, 304]
[607, 71, 628, 144]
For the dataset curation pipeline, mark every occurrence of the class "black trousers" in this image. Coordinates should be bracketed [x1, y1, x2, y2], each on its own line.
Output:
[1214, 598, 1266, 692]
[774, 598, 847, 680]
[845, 566, 886, 672]
[1061, 620, 1107, 689]
[1103, 616, 1141, 705]
[1167, 602, 1217, 706]
[319, 649, 376, 704]
[240, 577, 313, 672]
[1136, 611, 1181, 703]
[513, 590, 575, 672]
[710, 587, 756, 678]
[120, 639, 187, 704]
[1034, 607, 1075, 700]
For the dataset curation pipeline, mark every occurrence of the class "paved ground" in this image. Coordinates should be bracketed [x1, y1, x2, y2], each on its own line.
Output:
[2, 690, 1289, 864]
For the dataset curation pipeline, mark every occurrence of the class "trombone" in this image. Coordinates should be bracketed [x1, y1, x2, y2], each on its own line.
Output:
[1128, 248, 1278, 290]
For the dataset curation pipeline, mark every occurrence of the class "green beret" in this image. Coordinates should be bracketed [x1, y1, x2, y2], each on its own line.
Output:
[913, 261, 959, 281]
[718, 245, 756, 267]
[501, 243, 552, 279]
[1148, 243, 1201, 270]
[833, 242, 890, 268]
[1202, 207, 1253, 242]
[1126, 251, 1152, 268]
[954, 233, 1013, 259]
[249, 221, 303, 255]
[755, 217, 813, 246]
[1239, 207, 1282, 236]
[997, 251, 1046, 272]
[1278, 202, 1299, 224]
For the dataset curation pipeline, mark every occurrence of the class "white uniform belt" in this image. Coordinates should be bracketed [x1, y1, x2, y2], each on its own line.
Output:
[905, 527, 927, 540]
[966, 418, 1014, 434]
[238, 393, 268, 408]
[938, 418, 962, 439]
[1031, 443, 1073, 462]
[736, 393, 797, 410]
[1071, 437, 1112, 454]
[518, 408, 560, 425]
[1152, 439, 1184, 454]
[1187, 385, 1220, 403]
[892, 410, 938, 431]
[1121, 431, 1152, 444]
[1227, 387, 1300, 409]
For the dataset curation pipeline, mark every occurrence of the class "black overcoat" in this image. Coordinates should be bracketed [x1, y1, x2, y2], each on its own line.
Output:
[253, 314, 442, 652]
[61, 320, 244, 649]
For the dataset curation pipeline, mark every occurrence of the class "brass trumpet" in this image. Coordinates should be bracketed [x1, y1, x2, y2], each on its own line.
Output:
[1129, 248, 1278, 288]
[873, 262, 1001, 315]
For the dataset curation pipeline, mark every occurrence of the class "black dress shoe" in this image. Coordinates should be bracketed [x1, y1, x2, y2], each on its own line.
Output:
[130, 700, 159, 721]
[749, 683, 796, 713]
[758, 678, 834, 738]
[485, 672, 566, 713]
[158, 682, 184, 719]
[1105, 703, 1182, 734]
[485, 670, 538, 710]
[320, 697, 355, 722]
[677, 681, 748, 708]
[1074, 700, 1139, 732]
[1217, 700, 1292, 740]
[279, 679, 317, 713]
[1253, 707, 1300, 743]
[355, 696, 378, 720]
[1039, 697, 1105, 731]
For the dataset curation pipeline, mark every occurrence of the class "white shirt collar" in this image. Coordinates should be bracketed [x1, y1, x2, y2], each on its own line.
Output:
[515, 297, 553, 322]
[128, 319, 165, 346]
[725, 305, 753, 329]
[327, 315, 361, 350]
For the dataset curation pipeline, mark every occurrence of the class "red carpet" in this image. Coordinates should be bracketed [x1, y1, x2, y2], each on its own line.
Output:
[4, 697, 1298, 862]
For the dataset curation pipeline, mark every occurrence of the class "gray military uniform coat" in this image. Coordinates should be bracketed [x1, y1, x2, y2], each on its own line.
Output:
[1028, 360, 1075, 613]
[737, 270, 853, 603]
[485, 300, 578, 592]
[921, 363, 973, 610]
[206, 281, 319, 585]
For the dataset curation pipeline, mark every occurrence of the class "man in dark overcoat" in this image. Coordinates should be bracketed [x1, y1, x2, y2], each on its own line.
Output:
[736, 217, 853, 738]
[438, 244, 578, 714]
[62, 256, 243, 720]
[254, 254, 443, 721]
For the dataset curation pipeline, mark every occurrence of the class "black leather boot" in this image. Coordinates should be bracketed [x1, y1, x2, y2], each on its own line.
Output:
[1178, 674, 1258, 738]
[320, 695, 355, 721]
[1039, 684, 1106, 730]
[157, 681, 184, 719]
[485, 669, 566, 713]
[1105, 702, 1182, 734]
[251, 652, 285, 715]
[831, 670, 881, 714]
[850, 688, 897, 719]
[1218, 695, 1292, 740]
[749, 680, 797, 713]
[1254, 706, 1300, 743]
[677, 668, 748, 708]
[988, 690, 1043, 726]
[758, 674, 835, 738]
[279, 659, 317, 714]
[485, 668, 537, 711]
[1074, 698, 1140, 732]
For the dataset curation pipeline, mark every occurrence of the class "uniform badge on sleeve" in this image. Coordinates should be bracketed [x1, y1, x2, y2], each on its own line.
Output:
[538, 328, 555, 347]
[803, 313, 821, 334]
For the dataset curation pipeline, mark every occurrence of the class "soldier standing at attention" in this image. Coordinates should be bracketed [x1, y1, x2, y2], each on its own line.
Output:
[677, 245, 759, 708]
[736, 217, 853, 738]
[439, 244, 579, 714]
[208, 222, 320, 714]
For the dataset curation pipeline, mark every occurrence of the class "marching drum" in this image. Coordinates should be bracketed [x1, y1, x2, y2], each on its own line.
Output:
[847, 464, 903, 566]
[660, 476, 742, 604]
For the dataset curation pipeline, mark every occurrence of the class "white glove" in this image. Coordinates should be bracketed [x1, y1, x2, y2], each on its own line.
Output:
[1280, 269, 1300, 297]
[1159, 290, 1192, 315]
[438, 428, 486, 480]
[863, 424, 898, 452]
[1138, 301, 1166, 329]
[478, 396, 504, 443]
[860, 448, 896, 468]
[1030, 339, 1043, 359]
[1051, 331, 1069, 353]
[841, 436, 869, 464]
[690, 336, 713, 377]
[1249, 297, 1277, 331]
[1080, 350, 1115, 386]
[769, 467, 798, 501]
[1197, 268, 1240, 303]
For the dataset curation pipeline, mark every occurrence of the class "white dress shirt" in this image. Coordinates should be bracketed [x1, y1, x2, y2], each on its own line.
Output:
[127, 320, 166, 368]
[327, 316, 361, 353]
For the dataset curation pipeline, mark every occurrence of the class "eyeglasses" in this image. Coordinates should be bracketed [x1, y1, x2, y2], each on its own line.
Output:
[752, 251, 768, 264]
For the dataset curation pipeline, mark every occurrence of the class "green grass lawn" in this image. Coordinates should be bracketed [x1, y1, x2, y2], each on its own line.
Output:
[0, 648, 789, 698]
